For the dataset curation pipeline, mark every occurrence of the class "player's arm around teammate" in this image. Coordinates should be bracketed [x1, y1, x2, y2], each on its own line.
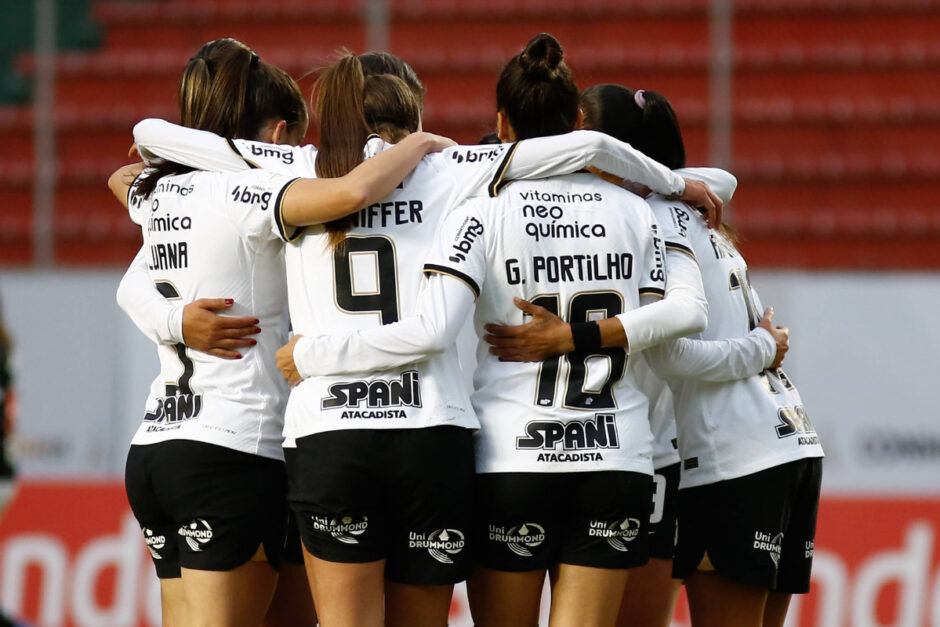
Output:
[276, 34, 693, 627]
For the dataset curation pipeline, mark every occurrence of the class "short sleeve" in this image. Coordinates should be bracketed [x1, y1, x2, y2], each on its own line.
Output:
[223, 170, 302, 244]
[639, 211, 667, 300]
[422, 200, 488, 298]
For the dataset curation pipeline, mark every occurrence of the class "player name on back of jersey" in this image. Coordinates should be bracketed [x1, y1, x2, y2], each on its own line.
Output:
[145, 180, 197, 271]
[502, 190, 645, 285]
[351, 199, 424, 229]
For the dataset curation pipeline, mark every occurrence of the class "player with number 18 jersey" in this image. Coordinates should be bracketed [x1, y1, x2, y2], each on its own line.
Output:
[423, 172, 664, 571]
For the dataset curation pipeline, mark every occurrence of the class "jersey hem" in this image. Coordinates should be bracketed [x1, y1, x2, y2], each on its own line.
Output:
[677, 449, 825, 490]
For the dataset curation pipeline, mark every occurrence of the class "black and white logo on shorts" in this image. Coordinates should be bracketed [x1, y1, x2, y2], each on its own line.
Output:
[310, 515, 369, 545]
[500, 523, 545, 557]
[409, 528, 466, 564]
[487, 523, 547, 557]
[143, 527, 166, 560]
[753, 530, 784, 566]
[589, 518, 641, 552]
[178, 519, 213, 552]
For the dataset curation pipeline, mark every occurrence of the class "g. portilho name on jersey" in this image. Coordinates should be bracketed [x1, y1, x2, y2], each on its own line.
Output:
[320, 370, 421, 420]
[515, 413, 620, 463]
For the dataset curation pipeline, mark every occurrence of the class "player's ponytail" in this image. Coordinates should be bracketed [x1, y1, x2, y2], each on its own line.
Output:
[179, 38, 254, 139]
[580, 84, 686, 170]
[136, 38, 307, 198]
[580, 84, 737, 242]
[496, 33, 579, 140]
[315, 51, 424, 249]
[314, 53, 371, 249]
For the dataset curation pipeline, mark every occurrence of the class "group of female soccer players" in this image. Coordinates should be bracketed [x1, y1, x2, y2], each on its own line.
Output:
[108, 32, 823, 627]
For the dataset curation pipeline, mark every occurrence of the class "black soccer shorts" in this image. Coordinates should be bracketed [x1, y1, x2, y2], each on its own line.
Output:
[672, 457, 823, 593]
[289, 426, 475, 585]
[648, 462, 680, 560]
[125, 440, 288, 579]
[472, 470, 653, 572]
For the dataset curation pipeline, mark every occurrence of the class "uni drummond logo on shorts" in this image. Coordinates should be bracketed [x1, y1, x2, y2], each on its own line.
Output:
[488, 523, 546, 557]
[409, 528, 466, 564]
[142, 528, 166, 560]
[753, 530, 784, 566]
[310, 515, 369, 544]
[178, 519, 213, 552]
[589, 518, 641, 552]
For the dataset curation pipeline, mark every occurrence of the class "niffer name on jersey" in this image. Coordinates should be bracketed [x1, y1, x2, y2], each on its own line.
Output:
[352, 200, 423, 229]
[505, 253, 633, 285]
[320, 370, 422, 410]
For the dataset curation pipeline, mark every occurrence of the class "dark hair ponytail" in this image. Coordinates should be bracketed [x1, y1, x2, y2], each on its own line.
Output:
[579, 84, 685, 169]
[496, 33, 579, 141]
[136, 38, 307, 197]
[315, 51, 424, 249]
[314, 53, 370, 250]
[579, 84, 742, 240]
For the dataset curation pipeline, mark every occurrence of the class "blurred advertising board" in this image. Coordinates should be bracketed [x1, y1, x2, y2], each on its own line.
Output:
[0, 483, 938, 627]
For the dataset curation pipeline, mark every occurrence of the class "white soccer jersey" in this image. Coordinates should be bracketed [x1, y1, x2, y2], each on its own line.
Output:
[126, 169, 300, 460]
[648, 203, 824, 489]
[130, 121, 695, 441]
[280, 149, 487, 438]
[421, 173, 665, 475]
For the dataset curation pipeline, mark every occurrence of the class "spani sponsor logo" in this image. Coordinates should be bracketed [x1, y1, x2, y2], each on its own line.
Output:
[321, 370, 422, 410]
[516, 414, 619, 451]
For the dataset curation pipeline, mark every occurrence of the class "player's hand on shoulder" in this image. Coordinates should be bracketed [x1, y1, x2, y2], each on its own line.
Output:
[679, 178, 722, 228]
[757, 306, 789, 368]
[182, 299, 260, 359]
[483, 297, 575, 362]
[276, 335, 303, 386]
[411, 131, 457, 154]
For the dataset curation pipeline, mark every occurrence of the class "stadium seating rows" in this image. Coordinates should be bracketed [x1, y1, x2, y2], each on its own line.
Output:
[0, 0, 937, 266]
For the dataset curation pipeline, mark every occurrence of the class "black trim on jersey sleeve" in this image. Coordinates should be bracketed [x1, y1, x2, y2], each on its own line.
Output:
[487, 142, 520, 197]
[665, 241, 696, 260]
[274, 178, 304, 242]
[423, 264, 481, 299]
[226, 138, 260, 169]
[639, 287, 666, 299]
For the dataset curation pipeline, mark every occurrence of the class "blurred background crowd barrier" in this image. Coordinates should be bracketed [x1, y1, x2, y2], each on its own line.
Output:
[0, 1, 938, 625]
